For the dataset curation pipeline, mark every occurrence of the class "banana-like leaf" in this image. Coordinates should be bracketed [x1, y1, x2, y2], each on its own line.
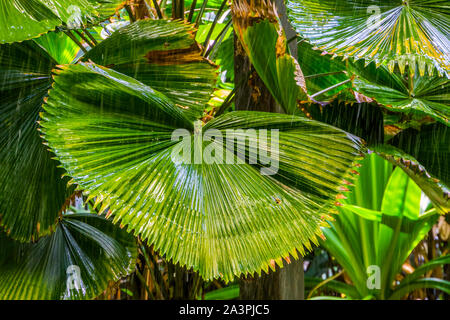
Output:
[318, 154, 391, 298]
[84, 19, 218, 121]
[232, 1, 308, 115]
[0, 210, 137, 300]
[349, 61, 450, 125]
[377, 165, 438, 298]
[196, 22, 232, 44]
[40, 62, 364, 281]
[215, 36, 234, 82]
[320, 154, 439, 299]
[0, 0, 122, 44]
[371, 165, 438, 299]
[0, 41, 73, 241]
[287, 0, 450, 77]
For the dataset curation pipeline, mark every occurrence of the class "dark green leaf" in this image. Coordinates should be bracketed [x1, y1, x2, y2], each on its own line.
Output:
[287, 0, 450, 77]
[0, 41, 73, 241]
[0, 0, 122, 44]
[349, 61, 450, 125]
[374, 144, 449, 214]
[298, 41, 350, 101]
[389, 123, 449, 186]
[0, 210, 137, 300]
[302, 101, 385, 146]
[84, 19, 219, 120]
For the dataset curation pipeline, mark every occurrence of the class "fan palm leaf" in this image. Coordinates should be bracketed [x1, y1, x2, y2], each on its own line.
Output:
[287, 0, 450, 77]
[232, 0, 308, 114]
[0, 0, 124, 44]
[40, 62, 365, 281]
[0, 40, 73, 241]
[348, 61, 449, 125]
[0, 208, 137, 300]
[83, 19, 219, 121]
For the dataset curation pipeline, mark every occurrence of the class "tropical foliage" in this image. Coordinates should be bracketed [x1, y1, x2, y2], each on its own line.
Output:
[305, 154, 448, 300]
[0, 0, 448, 300]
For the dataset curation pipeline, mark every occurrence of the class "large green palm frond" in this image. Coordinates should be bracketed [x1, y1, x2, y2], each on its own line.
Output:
[295, 42, 386, 146]
[0, 209, 137, 300]
[84, 19, 219, 121]
[33, 31, 80, 65]
[287, 0, 450, 77]
[95, 0, 125, 19]
[389, 123, 449, 187]
[0, 0, 123, 44]
[40, 62, 365, 281]
[348, 61, 449, 125]
[0, 40, 73, 241]
[374, 145, 449, 214]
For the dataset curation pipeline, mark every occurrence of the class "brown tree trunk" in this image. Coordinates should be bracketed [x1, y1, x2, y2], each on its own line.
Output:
[127, 0, 152, 20]
[239, 257, 304, 300]
[172, 0, 185, 20]
[233, 0, 304, 300]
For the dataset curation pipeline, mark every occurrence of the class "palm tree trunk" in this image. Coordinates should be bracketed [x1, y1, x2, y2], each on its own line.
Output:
[233, 0, 304, 300]
[239, 257, 304, 300]
[127, 0, 152, 20]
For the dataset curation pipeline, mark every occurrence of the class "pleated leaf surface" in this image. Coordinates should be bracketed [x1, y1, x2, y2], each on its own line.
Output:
[0, 210, 137, 300]
[40, 62, 365, 281]
[0, 40, 73, 241]
[232, 1, 308, 115]
[0, 0, 122, 44]
[287, 0, 450, 77]
[84, 19, 219, 121]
